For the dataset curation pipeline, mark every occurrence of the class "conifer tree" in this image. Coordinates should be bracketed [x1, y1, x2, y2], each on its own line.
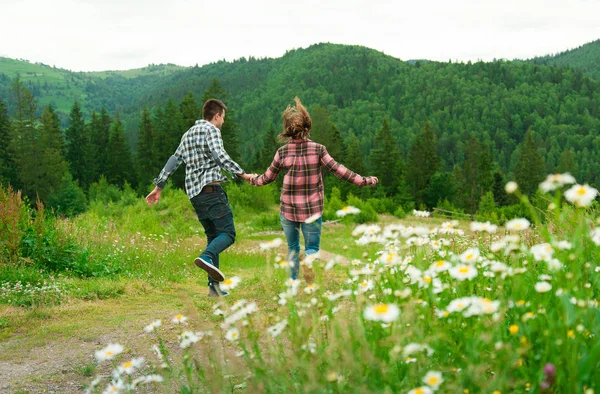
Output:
[89, 108, 111, 183]
[369, 119, 402, 196]
[65, 101, 90, 188]
[515, 130, 545, 196]
[406, 122, 440, 204]
[38, 105, 69, 203]
[257, 127, 279, 171]
[8, 78, 39, 200]
[201, 78, 240, 163]
[180, 92, 200, 130]
[455, 136, 494, 212]
[137, 107, 156, 190]
[106, 114, 136, 188]
[0, 98, 15, 186]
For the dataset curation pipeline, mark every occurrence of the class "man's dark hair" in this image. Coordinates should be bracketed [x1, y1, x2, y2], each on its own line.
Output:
[202, 99, 228, 121]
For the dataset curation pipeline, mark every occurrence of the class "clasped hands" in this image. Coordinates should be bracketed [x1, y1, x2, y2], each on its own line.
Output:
[239, 173, 258, 184]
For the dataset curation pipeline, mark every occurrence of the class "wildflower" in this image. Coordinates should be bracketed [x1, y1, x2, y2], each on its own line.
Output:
[118, 358, 144, 375]
[225, 328, 240, 342]
[459, 248, 480, 263]
[422, 370, 443, 390]
[564, 184, 598, 207]
[363, 304, 400, 323]
[336, 206, 360, 217]
[506, 218, 530, 231]
[430, 260, 451, 272]
[143, 320, 162, 333]
[449, 264, 478, 281]
[531, 244, 554, 262]
[413, 210, 431, 218]
[103, 380, 124, 393]
[539, 173, 576, 192]
[358, 279, 374, 293]
[535, 282, 552, 293]
[267, 320, 287, 337]
[220, 276, 241, 291]
[567, 330, 575, 339]
[408, 386, 434, 394]
[179, 331, 200, 348]
[402, 343, 434, 357]
[509, 324, 519, 335]
[172, 314, 188, 324]
[95, 343, 124, 362]
[305, 213, 322, 224]
[505, 181, 518, 194]
[142, 375, 164, 383]
[259, 238, 283, 250]
[304, 284, 317, 294]
[470, 221, 498, 233]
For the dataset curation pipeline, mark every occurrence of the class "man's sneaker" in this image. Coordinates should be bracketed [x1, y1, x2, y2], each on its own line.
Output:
[194, 257, 225, 282]
[208, 283, 229, 297]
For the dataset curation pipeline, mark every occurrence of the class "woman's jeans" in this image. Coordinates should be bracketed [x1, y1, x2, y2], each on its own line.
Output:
[280, 214, 322, 279]
[190, 186, 236, 286]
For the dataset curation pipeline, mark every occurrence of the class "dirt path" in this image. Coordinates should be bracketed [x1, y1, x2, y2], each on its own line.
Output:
[0, 236, 349, 393]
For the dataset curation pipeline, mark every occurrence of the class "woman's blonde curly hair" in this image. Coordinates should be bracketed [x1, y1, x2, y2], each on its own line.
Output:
[279, 97, 312, 141]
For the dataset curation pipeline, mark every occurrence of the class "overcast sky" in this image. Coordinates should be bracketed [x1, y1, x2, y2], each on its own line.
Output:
[1, 0, 599, 72]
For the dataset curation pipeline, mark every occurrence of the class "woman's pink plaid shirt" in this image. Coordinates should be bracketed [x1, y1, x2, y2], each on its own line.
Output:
[251, 139, 376, 222]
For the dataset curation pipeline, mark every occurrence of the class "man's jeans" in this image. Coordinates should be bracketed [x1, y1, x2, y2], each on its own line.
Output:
[280, 214, 322, 280]
[190, 186, 236, 285]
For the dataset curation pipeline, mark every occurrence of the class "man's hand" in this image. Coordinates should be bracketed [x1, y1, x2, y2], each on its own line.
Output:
[369, 176, 379, 186]
[239, 173, 258, 184]
[146, 186, 162, 206]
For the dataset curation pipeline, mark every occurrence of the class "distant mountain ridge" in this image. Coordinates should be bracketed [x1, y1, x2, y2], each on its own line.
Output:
[530, 39, 600, 81]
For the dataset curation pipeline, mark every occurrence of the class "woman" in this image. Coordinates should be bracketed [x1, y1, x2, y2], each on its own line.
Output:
[249, 97, 378, 280]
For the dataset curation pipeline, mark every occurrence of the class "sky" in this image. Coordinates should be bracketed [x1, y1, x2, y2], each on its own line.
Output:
[1, 0, 599, 72]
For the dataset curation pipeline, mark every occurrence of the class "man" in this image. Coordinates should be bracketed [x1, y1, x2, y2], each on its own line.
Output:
[146, 99, 252, 297]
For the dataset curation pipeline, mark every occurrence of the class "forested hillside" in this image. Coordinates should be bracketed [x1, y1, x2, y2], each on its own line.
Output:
[1, 41, 600, 217]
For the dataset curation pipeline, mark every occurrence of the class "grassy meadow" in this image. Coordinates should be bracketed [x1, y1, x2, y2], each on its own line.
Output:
[0, 178, 599, 393]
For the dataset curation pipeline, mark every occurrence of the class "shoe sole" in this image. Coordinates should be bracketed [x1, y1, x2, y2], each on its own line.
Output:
[194, 258, 225, 282]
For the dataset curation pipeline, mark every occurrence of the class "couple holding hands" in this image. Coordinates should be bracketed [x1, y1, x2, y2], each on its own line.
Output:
[146, 97, 378, 297]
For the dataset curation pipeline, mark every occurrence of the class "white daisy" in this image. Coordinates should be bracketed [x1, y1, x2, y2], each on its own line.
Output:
[448, 264, 478, 281]
[95, 343, 123, 363]
[422, 370, 444, 390]
[535, 281, 552, 293]
[225, 328, 240, 342]
[171, 314, 188, 324]
[363, 304, 400, 323]
[220, 276, 241, 291]
[259, 238, 283, 251]
[505, 218, 530, 231]
[143, 320, 162, 333]
[565, 184, 598, 207]
[336, 206, 361, 217]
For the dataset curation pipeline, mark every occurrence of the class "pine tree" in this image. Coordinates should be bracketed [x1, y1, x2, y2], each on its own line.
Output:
[257, 127, 279, 171]
[38, 105, 69, 203]
[0, 98, 16, 186]
[89, 108, 111, 183]
[344, 134, 366, 176]
[491, 170, 509, 206]
[406, 122, 440, 205]
[106, 114, 135, 187]
[180, 92, 200, 130]
[515, 130, 545, 196]
[65, 101, 90, 188]
[557, 148, 578, 175]
[8, 78, 40, 201]
[154, 100, 185, 188]
[369, 119, 402, 196]
[456, 136, 494, 212]
[137, 107, 156, 190]
[201, 79, 240, 163]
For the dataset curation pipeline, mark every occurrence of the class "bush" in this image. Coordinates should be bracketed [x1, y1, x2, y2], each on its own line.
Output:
[366, 198, 395, 214]
[89, 176, 121, 204]
[346, 194, 378, 224]
[47, 173, 87, 217]
[393, 205, 406, 218]
[226, 182, 278, 213]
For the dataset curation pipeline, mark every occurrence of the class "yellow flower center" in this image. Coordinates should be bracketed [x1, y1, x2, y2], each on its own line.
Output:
[428, 377, 439, 385]
[568, 330, 575, 338]
[577, 187, 586, 195]
[517, 300, 525, 306]
[106, 351, 113, 356]
[459, 266, 470, 273]
[509, 325, 519, 335]
[374, 304, 389, 314]
[424, 277, 432, 284]
[436, 260, 445, 267]
[415, 389, 425, 394]
[176, 314, 183, 320]
[123, 361, 132, 368]
[224, 279, 232, 285]
[342, 206, 350, 211]
[465, 254, 473, 260]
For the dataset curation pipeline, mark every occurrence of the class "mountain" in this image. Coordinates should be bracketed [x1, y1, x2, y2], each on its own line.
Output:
[0, 57, 186, 118]
[531, 39, 600, 81]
